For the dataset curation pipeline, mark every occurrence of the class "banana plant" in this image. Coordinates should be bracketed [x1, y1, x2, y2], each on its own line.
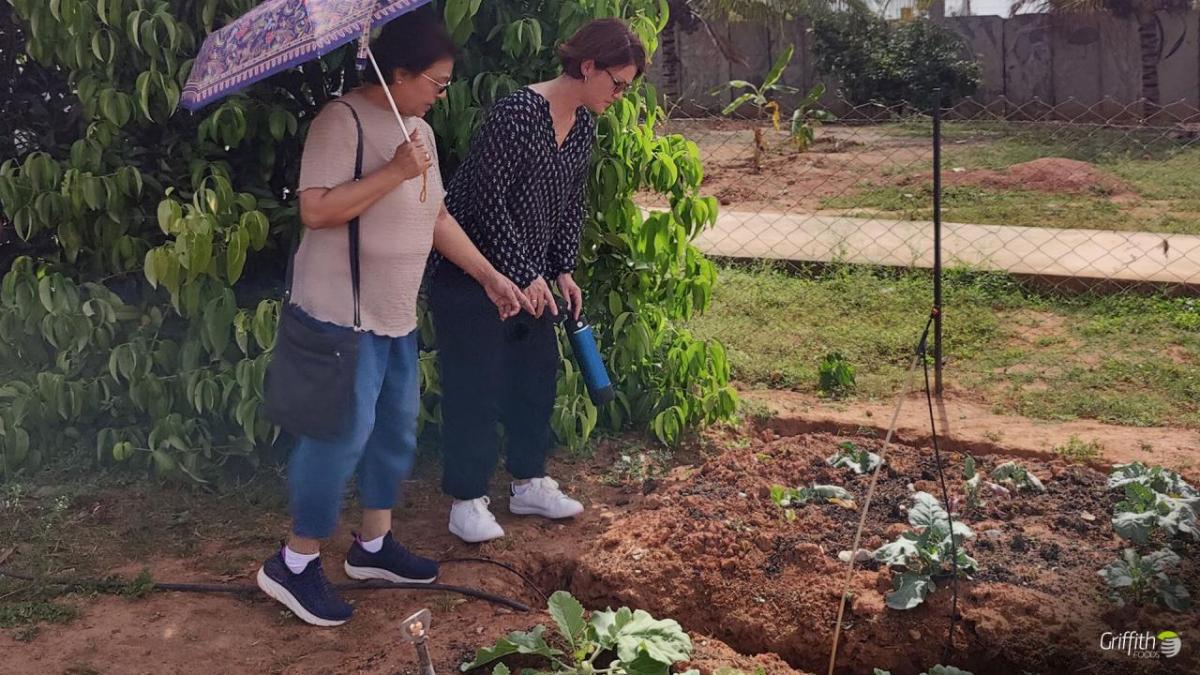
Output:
[712, 45, 797, 170]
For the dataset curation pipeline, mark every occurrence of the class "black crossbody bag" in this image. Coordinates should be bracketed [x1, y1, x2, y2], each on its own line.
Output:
[264, 101, 365, 441]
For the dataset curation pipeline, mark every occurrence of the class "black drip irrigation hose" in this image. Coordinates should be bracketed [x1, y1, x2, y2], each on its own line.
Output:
[0, 556, 539, 613]
[918, 308, 962, 663]
[439, 556, 549, 603]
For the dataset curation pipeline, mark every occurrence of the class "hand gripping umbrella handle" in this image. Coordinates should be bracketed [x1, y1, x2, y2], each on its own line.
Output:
[365, 45, 428, 202]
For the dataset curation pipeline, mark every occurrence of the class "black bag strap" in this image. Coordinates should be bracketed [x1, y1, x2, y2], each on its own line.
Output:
[284, 99, 366, 329]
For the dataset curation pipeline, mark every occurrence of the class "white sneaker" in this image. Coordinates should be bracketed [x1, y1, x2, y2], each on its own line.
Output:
[449, 497, 505, 543]
[509, 477, 584, 519]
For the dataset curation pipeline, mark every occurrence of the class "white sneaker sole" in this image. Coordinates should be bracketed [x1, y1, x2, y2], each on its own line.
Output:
[509, 502, 584, 519]
[256, 567, 347, 627]
[449, 521, 505, 544]
[343, 562, 437, 584]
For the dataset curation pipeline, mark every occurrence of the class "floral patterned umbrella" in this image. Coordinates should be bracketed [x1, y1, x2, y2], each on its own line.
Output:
[180, 0, 433, 112]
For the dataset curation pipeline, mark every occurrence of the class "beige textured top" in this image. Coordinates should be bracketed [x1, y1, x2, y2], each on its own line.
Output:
[292, 89, 444, 337]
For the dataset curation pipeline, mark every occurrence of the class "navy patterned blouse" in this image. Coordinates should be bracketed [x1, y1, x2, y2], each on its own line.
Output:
[444, 87, 595, 289]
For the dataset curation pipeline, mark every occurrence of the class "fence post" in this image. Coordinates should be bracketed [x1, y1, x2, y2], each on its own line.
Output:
[932, 89, 944, 397]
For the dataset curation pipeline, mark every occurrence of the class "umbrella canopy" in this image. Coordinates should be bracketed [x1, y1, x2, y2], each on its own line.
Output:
[181, 0, 433, 112]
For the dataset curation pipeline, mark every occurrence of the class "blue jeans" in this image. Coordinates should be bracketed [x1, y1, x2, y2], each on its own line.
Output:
[286, 312, 420, 539]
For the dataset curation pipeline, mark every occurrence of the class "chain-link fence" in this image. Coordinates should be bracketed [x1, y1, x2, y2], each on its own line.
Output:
[670, 95, 1200, 435]
[662, 96, 1200, 293]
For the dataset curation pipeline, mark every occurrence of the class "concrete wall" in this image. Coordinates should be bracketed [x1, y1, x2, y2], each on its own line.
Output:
[652, 12, 1200, 120]
[1157, 11, 1200, 111]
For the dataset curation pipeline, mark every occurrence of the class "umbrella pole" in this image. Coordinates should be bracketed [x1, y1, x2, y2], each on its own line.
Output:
[365, 45, 427, 201]
[366, 46, 412, 138]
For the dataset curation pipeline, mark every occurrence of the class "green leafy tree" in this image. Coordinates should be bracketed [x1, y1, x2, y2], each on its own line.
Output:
[0, 0, 734, 483]
[809, 7, 980, 110]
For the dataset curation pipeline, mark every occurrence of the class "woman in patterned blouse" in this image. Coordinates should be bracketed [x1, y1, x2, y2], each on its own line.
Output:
[431, 19, 646, 543]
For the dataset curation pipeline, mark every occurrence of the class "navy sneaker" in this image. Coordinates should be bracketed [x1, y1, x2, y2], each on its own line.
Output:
[256, 549, 353, 627]
[344, 531, 438, 584]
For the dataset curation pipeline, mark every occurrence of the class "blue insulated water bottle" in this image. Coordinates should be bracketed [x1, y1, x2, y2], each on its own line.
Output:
[558, 304, 615, 406]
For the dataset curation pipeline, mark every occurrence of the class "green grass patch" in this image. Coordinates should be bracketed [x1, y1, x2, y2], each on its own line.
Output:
[0, 601, 78, 629]
[866, 123, 1200, 234]
[689, 263, 1200, 428]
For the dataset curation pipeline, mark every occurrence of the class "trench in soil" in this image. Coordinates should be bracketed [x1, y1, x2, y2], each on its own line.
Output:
[511, 423, 1199, 675]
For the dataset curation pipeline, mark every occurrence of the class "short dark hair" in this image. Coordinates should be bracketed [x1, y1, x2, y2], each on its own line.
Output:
[365, 7, 457, 85]
[557, 19, 647, 80]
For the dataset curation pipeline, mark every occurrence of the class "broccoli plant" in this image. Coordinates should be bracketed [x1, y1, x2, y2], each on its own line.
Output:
[770, 483, 856, 520]
[1109, 463, 1198, 499]
[989, 462, 1046, 494]
[1112, 482, 1199, 545]
[1099, 548, 1192, 612]
[873, 492, 977, 610]
[827, 441, 883, 475]
[963, 455, 984, 510]
[462, 591, 695, 675]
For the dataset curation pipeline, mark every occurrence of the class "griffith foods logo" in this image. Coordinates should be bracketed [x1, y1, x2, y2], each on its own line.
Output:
[1100, 630, 1182, 659]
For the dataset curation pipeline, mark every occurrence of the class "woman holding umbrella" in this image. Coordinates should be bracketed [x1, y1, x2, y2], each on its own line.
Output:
[430, 19, 646, 543]
[255, 10, 530, 626]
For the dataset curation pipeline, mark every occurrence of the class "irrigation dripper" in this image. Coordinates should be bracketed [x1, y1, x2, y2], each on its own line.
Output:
[401, 607, 436, 675]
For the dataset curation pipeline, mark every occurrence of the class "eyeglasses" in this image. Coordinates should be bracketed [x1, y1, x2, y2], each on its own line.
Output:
[421, 72, 452, 94]
[604, 69, 631, 95]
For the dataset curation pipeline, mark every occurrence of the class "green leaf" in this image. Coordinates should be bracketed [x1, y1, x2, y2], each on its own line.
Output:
[151, 449, 177, 474]
[908, 492, 947, 531]
[721, 92, 757, 117]
[886, 572, 934, 610]
[461, 627, 560, 671]
[624, 651, 671, 675]
[242, 211, 269, 249]
[186, 231, 213, 282]
[226, 228, 248, 284]
[547, 591, 586, 649]
[253, 300, 275, 350]
[589, 606, 633, 650]
[136, 70, 153, 121]
[163, 79, 181, 116]
[762, 45, 794, 89]
[143, 249, 160, 288]
[1160, 579, 1192, 612]
[10, 427, 30, 465]
[612, 610, 691, 665]
[925, 667, 974, 675]
[1112, 510, 1154, 546]
[445, 0, 471, 35]
[874, 536, 919, 567]
[157, 199, 181, 235]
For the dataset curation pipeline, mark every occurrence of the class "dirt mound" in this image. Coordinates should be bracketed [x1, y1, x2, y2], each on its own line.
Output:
[562, 430, 1199, 675]
[944, 158, 1134, 196]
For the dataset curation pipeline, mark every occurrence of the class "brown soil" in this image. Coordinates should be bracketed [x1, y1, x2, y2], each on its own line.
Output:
[647, 120, 1138, 216]
[568, 428, 1199, 675]
[934, 158, 1135, 197]
[645, 123, 933, 214]
[3, 413, 1198, 675]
